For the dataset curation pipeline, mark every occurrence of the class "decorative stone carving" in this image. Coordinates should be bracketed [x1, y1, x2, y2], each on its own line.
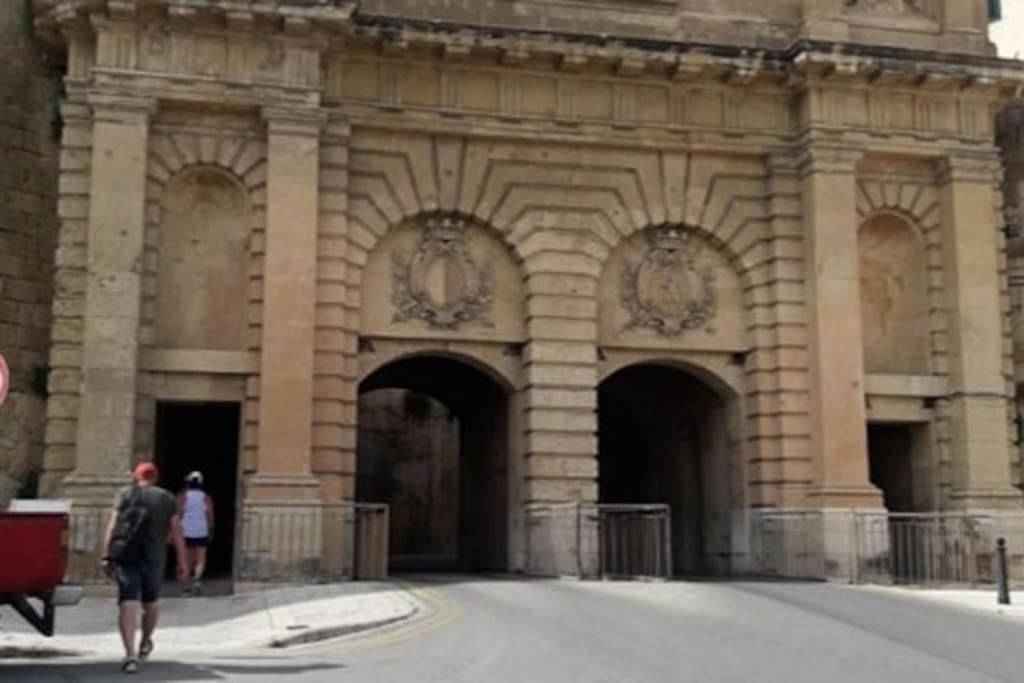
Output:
[620, 227, 716, 336]
[392, 214, 494, 329]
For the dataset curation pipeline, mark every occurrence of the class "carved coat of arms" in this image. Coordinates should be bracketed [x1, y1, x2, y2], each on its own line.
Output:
[391, 214, 494, 329]
[620, 227, 716, 336]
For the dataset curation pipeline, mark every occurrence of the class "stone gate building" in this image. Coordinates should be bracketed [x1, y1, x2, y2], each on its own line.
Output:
[26, 0, 1024, 581]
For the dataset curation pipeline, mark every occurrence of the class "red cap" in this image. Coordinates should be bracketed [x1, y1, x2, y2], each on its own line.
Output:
[133, 462, 158, 482]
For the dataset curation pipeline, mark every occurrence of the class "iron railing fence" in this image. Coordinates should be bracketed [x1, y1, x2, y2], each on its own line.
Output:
[751, 510, 827, 580]
[856, 512, 1024, 588]
[65, 501, 391, 585]
[67, 502, 110, 585]
[599, 505, 673, 580]
[523, 503, 671, 580]
[752, 510, 1024, 588]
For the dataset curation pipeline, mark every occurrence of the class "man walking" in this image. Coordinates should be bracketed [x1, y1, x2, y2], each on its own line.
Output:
[102, 462, 189, 674]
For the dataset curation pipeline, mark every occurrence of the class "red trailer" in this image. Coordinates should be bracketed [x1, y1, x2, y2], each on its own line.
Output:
[0, 507, 84, 636]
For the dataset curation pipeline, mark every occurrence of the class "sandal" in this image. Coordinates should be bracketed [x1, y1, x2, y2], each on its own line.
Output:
[139, 639, 154, 661]
[121, 657, 140, 674]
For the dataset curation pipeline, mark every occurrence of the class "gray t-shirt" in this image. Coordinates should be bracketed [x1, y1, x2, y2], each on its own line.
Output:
[114, 485, 177, 568]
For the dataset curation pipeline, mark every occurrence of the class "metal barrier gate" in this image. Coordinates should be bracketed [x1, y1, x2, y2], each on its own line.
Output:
[524, 503, 672, 580]
[353, 503, 389, 580]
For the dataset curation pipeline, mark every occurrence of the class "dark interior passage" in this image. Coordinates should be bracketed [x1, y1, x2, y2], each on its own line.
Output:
[357, 356, 509, 572]
[599, 364, 732, 575]
[868, 423, 924, 513]
[154, 401, 240, 579]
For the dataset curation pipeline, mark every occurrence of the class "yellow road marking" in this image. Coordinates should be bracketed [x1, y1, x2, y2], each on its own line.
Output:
[295, 582, 463, 655]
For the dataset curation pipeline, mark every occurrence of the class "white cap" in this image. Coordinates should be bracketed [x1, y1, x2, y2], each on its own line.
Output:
[185, 471, 203, 484]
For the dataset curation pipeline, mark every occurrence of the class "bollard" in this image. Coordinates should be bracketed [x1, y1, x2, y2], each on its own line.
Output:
[996, 537, 1011, 606]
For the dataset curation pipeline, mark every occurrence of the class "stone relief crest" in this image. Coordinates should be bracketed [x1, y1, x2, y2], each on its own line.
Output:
[391, 214, 494, 329]
[620, 227, 716, 336]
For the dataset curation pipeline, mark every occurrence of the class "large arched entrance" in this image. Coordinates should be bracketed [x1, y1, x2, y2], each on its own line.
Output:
[357, 355, 510, 572]
[598, 363, 735, 576]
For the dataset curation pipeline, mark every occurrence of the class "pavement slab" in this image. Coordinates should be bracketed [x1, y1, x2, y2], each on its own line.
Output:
[0, 581, 419, 659]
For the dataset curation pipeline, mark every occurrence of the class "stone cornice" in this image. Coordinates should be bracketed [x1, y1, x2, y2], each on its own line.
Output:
[35, 2, 1024, 101]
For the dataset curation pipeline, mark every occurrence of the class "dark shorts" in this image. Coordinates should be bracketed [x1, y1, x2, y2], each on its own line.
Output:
[185, 537, 209, 548]
[116, 562, 163, 604]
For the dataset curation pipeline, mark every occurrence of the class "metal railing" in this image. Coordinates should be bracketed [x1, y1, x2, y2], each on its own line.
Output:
[523, 503, 671, 580]
[752, 509, 1024, 588]
[67, 502, 110, 585]
[239, 502, 392, 583]
[599, 505, 673, 580]
[751, 510, 827, 580]
[856, 512, 1024, 588]
[66, 501, 392, 585]
[353, 503, 389, 580]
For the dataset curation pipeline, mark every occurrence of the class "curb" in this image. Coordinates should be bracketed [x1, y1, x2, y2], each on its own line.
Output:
[269, 605, 420, 648]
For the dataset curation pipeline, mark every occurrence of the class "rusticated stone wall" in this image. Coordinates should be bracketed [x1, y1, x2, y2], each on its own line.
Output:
[0, 0, 59, 503]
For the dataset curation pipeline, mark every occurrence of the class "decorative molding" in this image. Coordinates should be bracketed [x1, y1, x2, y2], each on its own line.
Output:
[843, 0, 940, 22]
[619, 227, 716, 336]
[391, 214, 494, 329]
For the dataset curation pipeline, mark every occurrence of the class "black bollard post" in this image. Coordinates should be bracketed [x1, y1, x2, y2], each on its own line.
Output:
[996, 537, 1011, 606]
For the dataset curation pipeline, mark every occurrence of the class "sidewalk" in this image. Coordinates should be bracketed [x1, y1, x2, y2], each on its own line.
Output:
[0, 581, 419, 658]
[852, 584, 1024, 619]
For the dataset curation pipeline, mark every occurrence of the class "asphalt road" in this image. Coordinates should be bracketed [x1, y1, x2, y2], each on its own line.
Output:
[4, 576, 1024, 682]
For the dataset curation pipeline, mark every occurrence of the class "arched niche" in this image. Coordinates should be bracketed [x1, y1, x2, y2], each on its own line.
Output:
[858, 212, 929, 374]
[157, 166, 250, 350]
[599, 225, 747, 351]
[360, 212, 526, 342]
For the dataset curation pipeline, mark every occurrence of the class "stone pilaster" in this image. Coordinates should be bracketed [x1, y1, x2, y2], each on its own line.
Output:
[800, 0, 851, 43]
[247, 107, 325, 502]
[939, 155, 1022, 510]
[521, 266, 600, 505]
[62, 93, 154, 502]
[313, 114, 352, 503]
[799, 143, 882, 509]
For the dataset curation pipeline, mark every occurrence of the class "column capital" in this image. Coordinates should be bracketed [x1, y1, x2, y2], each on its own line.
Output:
[937, 154, 1001, 185]
[87, 92, 156, 124]
[263, 107, 328, 137]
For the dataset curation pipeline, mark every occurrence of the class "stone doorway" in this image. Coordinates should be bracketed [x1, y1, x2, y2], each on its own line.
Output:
[357, 355, 510, 572]
[153, 401, 241, 581]
[598, 364, 733, 575]
[868, 423, 931, 512]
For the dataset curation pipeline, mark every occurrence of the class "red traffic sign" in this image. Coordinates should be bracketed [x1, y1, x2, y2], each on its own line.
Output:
[0, 353, 8, 408]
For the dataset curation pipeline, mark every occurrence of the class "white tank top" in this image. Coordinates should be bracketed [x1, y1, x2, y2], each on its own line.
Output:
[181, 489, 209, 538]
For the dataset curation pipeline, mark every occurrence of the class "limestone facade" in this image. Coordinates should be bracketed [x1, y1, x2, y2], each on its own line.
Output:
[30, 0, 1024, 578]
[0, 0, 59, 503]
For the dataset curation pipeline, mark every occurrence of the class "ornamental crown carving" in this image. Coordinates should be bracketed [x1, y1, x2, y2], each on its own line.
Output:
[620, 226, 716, 337]
[391, 213, 494, 330]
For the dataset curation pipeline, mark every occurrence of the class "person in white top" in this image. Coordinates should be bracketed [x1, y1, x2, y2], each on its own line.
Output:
[176, 471, 214, 596]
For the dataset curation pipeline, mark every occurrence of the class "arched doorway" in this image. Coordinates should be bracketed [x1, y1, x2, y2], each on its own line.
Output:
[598, 363, 734, 576]
[357, 355, 510, 572]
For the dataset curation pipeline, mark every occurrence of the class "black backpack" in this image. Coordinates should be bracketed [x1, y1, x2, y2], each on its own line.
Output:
[108, 487, 150, 565]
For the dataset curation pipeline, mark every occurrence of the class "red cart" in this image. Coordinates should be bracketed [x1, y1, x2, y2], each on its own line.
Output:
[0, 507, 84, 636]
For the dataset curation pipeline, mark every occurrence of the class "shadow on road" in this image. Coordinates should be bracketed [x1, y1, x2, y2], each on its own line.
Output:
[0, 659, 343, 681]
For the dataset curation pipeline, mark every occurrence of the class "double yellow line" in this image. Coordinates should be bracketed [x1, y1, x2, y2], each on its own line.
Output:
[299, 581, 464, 655]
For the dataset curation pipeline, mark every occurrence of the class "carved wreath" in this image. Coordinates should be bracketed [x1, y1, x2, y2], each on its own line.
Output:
[391, 214, 494, 330]
[620, 227, 716, 337]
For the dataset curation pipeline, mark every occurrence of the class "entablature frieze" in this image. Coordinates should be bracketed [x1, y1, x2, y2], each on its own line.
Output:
[34, 1, 1023, 145]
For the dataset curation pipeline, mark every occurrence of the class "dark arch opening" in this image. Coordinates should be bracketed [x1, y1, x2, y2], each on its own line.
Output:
[357, 355, 509, 572]
[598, 363, 733, 576]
